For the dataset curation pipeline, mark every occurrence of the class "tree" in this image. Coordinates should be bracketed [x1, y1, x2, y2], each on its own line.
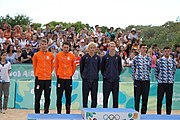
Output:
[0, 14, 32, 31]
[31, 23, 42, 30]
[100, 26, 108, 33]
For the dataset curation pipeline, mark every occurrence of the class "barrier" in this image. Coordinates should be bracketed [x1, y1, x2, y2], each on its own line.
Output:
[14, 81, 180, 110]
[7, 64, 180, 111]
[10, 64, 180, 82]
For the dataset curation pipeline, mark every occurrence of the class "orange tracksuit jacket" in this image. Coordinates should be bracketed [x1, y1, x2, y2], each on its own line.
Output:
[55, 52, 76, 79]
[33, 50, 54, 80]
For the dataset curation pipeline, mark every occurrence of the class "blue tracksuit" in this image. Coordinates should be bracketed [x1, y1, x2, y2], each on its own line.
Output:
[101, 54, 122, 108]
[80, 53, 101, 108]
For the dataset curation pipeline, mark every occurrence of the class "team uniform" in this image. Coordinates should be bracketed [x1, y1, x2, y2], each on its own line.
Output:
[33, 51, 54, 114]
[0, 61, 11, 111]
[155, 56, 176, 114]
[132, 54, 152, 114]
[55, 52, 76, 114]
[101, 54, 122, 108]
[80, 53, 101, 108]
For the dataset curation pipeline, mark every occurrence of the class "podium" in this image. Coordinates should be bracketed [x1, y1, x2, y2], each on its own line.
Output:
[82, 108, 140, 120]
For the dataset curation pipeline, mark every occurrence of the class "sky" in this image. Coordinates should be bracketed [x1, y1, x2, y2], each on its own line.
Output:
[0, 0, 180, 28]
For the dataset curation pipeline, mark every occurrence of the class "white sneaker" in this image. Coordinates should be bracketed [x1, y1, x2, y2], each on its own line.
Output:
[2, 109, 6, 114]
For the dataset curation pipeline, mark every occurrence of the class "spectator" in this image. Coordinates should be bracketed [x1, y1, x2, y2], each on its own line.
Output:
[66, 28, 74, 41]
[14, 25, 22, 39]
[173, 44, 180, 59]
[175, 54, 180, 68]
[30, 24, 37, 34]
[3, 24, 12, 42]
[152, 44, 160, 59]
[6, 44, 16, 64]
[126, 52, 135, 66]
[19, 33, 29, 50]
[93, 25, 103, 41]
[147, 48, 157, 68]
[0, 30, 6, 50]
[36, 28, 44, 39]
[119, 45, 127, 59]
[21, 44, 34, 64]
[15, 46, 22, 63]
[53, 25, 60, 37]
[48, 34, 58, 49]
[97, 44, 105, 58]
[2, 22, 8, 31]
[1, 42, 9, 52]
[79, 39, 87, 52]
[73, 49, 81, 66]
[0, 51, 12, 114]
[119, 52, 126, 69]
[128, 28, 138, 44]
[48, 46, 57, 58]
[43, 24, 51, 37]
[46, 32, 53, 45]
[25, 25, 33, 39]
[26, 33, 33, 44]
[31, 34, 39, 53]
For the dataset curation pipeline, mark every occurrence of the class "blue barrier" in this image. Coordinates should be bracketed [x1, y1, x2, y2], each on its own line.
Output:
[27, 114, 83, 120]
[141, 114, 180, 120]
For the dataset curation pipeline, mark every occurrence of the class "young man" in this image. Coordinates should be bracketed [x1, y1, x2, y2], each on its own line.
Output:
[101, 41, 122, 108]
[132, 43, 152, 114]
[155, 46, 176, 114]
[32, 39, 54, 114]
[55, 42, 76, 114]
[80, 42, 101, 108]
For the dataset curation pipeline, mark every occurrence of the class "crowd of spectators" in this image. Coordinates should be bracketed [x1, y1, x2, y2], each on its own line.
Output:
[0, 22, 179, 68]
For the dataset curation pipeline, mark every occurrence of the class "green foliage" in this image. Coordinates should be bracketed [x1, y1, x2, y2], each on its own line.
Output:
[100, 26, 108, 33]
[31, 23, 42, 30]
[0, 14, 32, 31]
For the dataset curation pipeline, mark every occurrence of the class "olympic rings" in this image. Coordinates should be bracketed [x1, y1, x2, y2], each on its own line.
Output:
[103, 114, 120, 120]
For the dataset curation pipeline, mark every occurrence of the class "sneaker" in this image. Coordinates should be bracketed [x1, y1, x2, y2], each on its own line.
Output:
[2, 109, 6, 114]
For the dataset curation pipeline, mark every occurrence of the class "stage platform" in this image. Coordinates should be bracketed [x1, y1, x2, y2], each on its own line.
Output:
[27, 108, 180, 120]
[141, 114, 180, 120]
[27, 114, 83, 120]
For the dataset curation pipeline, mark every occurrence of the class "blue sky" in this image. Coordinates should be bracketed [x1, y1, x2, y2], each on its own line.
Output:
[0, 0, 179, 28]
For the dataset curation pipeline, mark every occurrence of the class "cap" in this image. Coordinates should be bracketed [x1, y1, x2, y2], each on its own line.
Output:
[131, 28, 136, 31]
[55, 25, 59, 28]
[50, 46, 55, 49]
